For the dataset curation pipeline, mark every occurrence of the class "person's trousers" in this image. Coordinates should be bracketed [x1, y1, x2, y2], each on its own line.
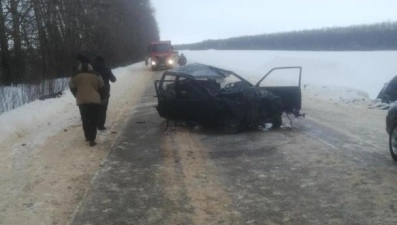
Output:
[98, 97, 109, 128]
[79, 104, 101, 141]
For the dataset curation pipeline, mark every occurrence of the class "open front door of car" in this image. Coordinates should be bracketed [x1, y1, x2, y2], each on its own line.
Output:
[255, 67, 302, 114]
[155, 73, 214, 123]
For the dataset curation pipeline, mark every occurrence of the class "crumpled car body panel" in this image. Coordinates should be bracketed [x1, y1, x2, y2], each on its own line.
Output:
[378, 75, 397, 103]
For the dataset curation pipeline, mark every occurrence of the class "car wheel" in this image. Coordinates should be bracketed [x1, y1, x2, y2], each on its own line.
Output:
[389, 122, 397, 161]
[186, 121, 198, 128]
[271, 116, 282, 129]
[222, 114, 242, 133]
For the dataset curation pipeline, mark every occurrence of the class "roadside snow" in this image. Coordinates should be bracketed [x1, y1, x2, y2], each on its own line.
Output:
[303, 84, 369, 104]
[0, 62, 153, 225]
[0, 63, 142, 147]
[0, 91, 76, 146]
[0, 78, 69, 114]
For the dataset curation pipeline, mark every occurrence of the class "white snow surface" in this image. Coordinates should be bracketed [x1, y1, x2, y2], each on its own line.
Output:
[1, 50, 396, 147]
[0, 64, 138, 146]
[179, 50, 397, 100]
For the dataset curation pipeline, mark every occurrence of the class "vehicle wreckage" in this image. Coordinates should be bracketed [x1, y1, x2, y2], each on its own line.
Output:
[377, 75, 397, 103]
[154, 63, 304, 131]
[386, 102, 397, 161]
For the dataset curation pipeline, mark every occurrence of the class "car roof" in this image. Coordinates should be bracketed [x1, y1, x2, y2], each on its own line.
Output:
[164, 63, 232, 79]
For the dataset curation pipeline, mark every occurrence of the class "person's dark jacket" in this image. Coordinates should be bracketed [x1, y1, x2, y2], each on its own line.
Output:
[178, 54, 187, 65]
[73, 53, 92, 71]
[93, 57, 116, 97]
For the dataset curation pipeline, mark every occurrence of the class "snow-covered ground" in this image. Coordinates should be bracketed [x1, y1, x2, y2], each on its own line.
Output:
[0, 78, 69, 114]
[0, 50, 396, 224]
[180, 50, 397, 100]
[0, 65, 139, 147]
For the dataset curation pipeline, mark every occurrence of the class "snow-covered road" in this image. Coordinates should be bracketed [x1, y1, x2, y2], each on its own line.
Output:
[71, 68, 396, 225]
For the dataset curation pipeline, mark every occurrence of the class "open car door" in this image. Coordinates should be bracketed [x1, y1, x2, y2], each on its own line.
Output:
[255, 67, 302, 114]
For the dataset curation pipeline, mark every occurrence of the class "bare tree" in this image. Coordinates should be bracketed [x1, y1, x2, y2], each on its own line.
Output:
[0, 1, 11, 84]
[0, 0, 159, 85]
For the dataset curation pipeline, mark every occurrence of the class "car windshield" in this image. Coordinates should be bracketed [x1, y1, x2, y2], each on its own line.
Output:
[169, 64, 251, 89]
[151, 44, 171, 52]
[218, 73, 248, 88]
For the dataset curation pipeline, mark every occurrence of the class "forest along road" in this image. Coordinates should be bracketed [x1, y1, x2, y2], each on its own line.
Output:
[71, 71, 397, 225]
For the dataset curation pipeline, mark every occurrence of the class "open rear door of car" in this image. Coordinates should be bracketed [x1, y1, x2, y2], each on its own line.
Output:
[255, 67, 302, 114]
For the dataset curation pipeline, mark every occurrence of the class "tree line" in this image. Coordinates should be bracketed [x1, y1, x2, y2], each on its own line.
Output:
[176, 22, 397, 51]
[0, 0, 159, 85]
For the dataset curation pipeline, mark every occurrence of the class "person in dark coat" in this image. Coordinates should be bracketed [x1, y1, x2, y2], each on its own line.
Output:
[93, 56, 117, 130]
[69, 57, 105, 147]
[73, 53, 91, 71]
[178, 53, 187, 66]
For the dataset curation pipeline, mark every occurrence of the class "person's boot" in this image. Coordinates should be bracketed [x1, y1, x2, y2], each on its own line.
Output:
[89, 140, 97, 146]
[98, 126, 106, 131]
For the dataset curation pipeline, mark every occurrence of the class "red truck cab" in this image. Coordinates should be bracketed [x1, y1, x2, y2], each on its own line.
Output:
[146, 41, 174, 71]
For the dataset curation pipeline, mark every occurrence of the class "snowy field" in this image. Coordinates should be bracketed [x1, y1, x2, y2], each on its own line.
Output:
[179, 50, 397, 100]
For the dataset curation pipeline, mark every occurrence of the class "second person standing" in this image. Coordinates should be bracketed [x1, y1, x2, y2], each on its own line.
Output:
[93, 56, 117, 130]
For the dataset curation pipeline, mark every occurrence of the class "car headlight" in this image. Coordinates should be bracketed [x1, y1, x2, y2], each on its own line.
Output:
[168, 59, 174, 64]
[151, 61, 156, 66]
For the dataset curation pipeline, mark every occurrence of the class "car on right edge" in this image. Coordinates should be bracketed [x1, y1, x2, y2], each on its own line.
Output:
[386, 102, 397, 161]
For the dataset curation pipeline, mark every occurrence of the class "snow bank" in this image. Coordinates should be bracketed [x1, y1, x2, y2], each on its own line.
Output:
[0, 78, 69, 114]
[0, 63, 142, 146]
[303, 84, 369, 103]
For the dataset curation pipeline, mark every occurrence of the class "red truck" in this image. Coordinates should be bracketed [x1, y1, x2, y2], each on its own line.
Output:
[145, 41, 175, 71]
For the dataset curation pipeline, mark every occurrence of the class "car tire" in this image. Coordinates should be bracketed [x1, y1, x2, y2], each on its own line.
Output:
[271, 116, 282, 129]
[222, 114, 243, 133]
[186, 121, 198, 128]
[389, 122, 397, 161]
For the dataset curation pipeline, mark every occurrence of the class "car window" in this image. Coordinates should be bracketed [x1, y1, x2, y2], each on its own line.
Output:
[196, 78, 221, 94]
[175, 79, 207, 101]
[161, 75, 177, 99]
[258, 68, 300, 87]
[219, 74, 242, 88]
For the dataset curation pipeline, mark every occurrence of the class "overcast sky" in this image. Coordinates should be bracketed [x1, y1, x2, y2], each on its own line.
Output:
[151, 0, 397, 44]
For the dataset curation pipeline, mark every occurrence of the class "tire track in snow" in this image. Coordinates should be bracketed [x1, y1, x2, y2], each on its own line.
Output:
[161, 128, 243, 225]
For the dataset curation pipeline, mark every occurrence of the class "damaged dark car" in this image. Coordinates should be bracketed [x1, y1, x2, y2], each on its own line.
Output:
[377, 75, 397, 103]
[386, 102, 397, 161]
[154, 63, 303, 131]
